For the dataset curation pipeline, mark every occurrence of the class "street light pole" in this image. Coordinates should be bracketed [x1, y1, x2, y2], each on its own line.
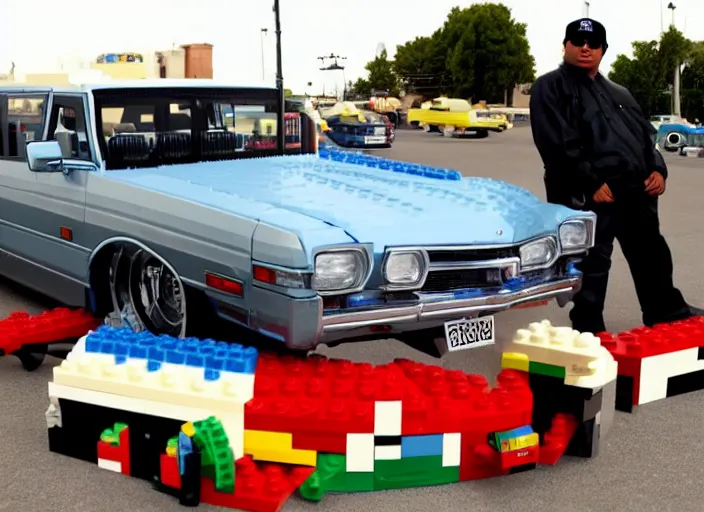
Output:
[273, 0, 285, 154]
[260, 28, 268, 81]
[584, 1, 590, 17]
[667, 2, 681, 117]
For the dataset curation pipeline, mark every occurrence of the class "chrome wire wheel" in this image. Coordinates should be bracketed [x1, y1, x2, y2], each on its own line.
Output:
[108, 247, 187, 338]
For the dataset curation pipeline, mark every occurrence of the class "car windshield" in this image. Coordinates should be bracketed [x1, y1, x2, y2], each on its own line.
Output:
[94, 87, 280, 170]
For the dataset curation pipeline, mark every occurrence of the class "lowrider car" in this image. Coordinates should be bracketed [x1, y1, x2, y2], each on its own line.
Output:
[320, 102, 393, 148]
[0, 81, 595, 356]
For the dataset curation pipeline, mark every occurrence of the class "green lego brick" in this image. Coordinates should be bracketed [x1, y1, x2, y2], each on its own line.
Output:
[299, 454, 374, 501]
[192, 417, 235, 494]
[374, 456, 459, 490]
[528, 360, 566, 379]
[100, 422, 128, 446]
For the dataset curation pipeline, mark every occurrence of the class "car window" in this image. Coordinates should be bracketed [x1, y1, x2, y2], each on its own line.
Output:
[95, 87, 280, 170]
[46, 94, 93, 161]
[3, 94, 48, 160]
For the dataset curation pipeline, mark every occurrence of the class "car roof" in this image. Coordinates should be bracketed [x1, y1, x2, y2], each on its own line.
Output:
[0, 79, 277, 95]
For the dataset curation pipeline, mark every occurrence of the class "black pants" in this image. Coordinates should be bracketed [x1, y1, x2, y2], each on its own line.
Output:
[570, 193, 690, 333]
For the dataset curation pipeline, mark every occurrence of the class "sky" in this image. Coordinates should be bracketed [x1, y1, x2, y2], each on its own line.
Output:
[1, 0, 702, 95]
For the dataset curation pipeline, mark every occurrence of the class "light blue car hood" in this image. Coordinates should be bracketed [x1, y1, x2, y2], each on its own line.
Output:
[102, 155, 576, 247]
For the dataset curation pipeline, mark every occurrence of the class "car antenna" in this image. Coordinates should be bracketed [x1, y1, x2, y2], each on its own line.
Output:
[273, 0, 285, 155]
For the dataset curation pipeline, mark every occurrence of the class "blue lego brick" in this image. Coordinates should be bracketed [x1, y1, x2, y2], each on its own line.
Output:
[84, 326, 258, 374]
[401, 434, 444, 458]
[318, 147, 462, 181]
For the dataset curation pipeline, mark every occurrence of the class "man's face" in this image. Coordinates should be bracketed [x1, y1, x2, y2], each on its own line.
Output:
[564, 36, 604, 70]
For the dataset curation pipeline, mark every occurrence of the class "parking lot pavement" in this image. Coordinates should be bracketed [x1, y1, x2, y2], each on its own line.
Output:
[1, 128, 704, 512]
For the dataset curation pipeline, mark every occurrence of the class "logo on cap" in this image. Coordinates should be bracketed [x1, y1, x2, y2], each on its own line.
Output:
[579, 20, 593, 32]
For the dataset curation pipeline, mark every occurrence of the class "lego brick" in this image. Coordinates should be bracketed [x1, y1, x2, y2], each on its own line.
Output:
[345, 433, 374, 472]
[179, 451, 202, 507]
[84, 326, 259, 374]
[53, 352, 254, 413]
[374, 401, 402, 436]
[501, 352, 529, 372]
[374, 445, 402, 460]
[244, 430, 317, 466]
[441, 433, 461, 467]
[667, 368, 704, 398]
[200, 456, 315, 512]
[48, 382, 246, 459]
[600, 317, 704, 359]
[615, 375, 636, 412]
[160, 454, 181, 489]
[506, 320, 613, 378]
[638, 348, 704, 405]
[537, 414, 579, 465]
[566, 415, 600, 458]
[529, 360, 566, 379]
[291, 431, 347, 454]
[374, 455, 460, 490]
[299, 454, 374, 501]
[98, 458, 122, 473]
[400, 434, 443, 458]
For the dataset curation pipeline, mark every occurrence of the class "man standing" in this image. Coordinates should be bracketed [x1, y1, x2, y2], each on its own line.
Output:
[529, 18, 701, 334]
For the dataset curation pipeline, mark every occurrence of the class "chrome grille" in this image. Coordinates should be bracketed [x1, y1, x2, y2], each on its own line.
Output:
[421, 246, 520, 293]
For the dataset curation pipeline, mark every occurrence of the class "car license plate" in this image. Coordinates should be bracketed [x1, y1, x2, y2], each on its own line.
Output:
[373, 126, 386, 136]
[444, 316, 495, 352]
[364, 136, 386, 144]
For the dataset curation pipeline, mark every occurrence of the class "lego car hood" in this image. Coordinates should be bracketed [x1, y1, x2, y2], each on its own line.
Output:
[100, 155, 578, 247]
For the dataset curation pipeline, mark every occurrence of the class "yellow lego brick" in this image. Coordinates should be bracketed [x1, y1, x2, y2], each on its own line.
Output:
[504, 320, 614, 378]
[182, 422, 196, 437]
[243, 430, 317, 467]
[508, 432, 539, 450]
[166, 446, 178, 457]
[52, 353, 254, 413]
[501, 352, 530, 372]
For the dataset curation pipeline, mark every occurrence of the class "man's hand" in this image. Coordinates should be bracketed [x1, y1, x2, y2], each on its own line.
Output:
[644, 171, 666, 196]
[592, 183, 614, 203]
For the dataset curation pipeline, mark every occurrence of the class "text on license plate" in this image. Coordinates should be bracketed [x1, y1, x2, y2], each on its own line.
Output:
[364, 136, 386, 144]
[444, 316, 495, 352]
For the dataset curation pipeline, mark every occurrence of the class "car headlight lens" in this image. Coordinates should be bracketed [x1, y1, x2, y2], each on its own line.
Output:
[559, 220, 592, 252]
[313, 251, 367, 292]
[383, 251, 427, 288]
[520, 237, 558, 269]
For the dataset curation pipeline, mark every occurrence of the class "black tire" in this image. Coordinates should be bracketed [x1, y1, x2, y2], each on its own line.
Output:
[15, 344, 48, 371]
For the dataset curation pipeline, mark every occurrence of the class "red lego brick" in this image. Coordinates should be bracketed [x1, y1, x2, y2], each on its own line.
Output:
[291, 431, 347, 454]
[538, 414, 579, 466]
[0, 308, 100, 355]
[247, 355, 532, 440]
[200, 456, 315, 512]
[160, 454, 181, 489]
[96, 426, 131, 476]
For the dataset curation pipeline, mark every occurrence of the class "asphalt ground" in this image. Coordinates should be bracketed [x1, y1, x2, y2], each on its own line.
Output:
[2, 127, 704, 512]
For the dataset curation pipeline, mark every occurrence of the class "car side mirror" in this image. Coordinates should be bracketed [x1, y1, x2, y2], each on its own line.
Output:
[26, 140, 65, 172]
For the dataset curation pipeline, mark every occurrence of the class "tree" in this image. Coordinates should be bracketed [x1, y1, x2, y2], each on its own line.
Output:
[607, 27, 693, 118]
[389, 3, 536, 102]
[681, 42, 704, 122]
[352, 49, 400, 98]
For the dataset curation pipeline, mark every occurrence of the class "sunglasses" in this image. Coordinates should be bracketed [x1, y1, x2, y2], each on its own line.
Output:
[568, 37, 604, 50]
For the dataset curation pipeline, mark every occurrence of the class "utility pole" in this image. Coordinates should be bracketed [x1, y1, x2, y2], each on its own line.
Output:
[583, 1, 590, 17]
[273, 0, 285, 154]
[318, 54, 347, 100]
[667, 2, 681, 117]
[260, 28, 268, 81]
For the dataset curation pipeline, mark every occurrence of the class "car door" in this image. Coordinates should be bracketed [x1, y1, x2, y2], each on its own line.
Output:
[29, 93, 96, 291]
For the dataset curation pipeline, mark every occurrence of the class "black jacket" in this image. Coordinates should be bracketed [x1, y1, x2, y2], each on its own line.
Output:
[529, 63, 668, 208]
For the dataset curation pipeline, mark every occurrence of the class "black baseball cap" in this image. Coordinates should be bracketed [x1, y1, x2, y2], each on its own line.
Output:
[564, 18, 608, 51]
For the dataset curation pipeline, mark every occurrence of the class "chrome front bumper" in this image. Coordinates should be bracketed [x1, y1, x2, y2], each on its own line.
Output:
[319, 277, 581, 336]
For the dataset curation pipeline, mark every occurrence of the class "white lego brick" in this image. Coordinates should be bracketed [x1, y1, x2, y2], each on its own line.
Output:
[564, 355, 618, 389]
[49, 382, 147, 414]
[346, 433, 374, 472]
[638, 348, 704, 405]
[506, 320, 611, 376]
[98, 458, 122, 473]
[52, 354, 254, 412]
[374, 445, 402, 460]
[442, 433, 461, 467]
[374, 401, 402, 436]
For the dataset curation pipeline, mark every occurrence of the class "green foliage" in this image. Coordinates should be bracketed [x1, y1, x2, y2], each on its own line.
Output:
[607, 27, 703, 119]
[355, 3, 536, 102]
[353, 49, 400, 98]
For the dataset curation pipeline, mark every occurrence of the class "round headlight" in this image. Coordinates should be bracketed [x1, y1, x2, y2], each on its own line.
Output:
[520, 238, 557, 269]
[313, 251, 367, 292]
[559, 221, 590, 252]
[384, 251, 426, 286]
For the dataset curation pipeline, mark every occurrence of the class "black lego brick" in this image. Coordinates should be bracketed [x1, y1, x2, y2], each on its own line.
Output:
[509, 463, 537, 474]
[666, 368, 704, 399]
[374, 436, 402, 446]
[697, 346, 704, 360]
[179, 451, 202, 507]
[51, 398, 184, 482]
[615, 375, 636, 413]
[566, 416, 600, 458]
